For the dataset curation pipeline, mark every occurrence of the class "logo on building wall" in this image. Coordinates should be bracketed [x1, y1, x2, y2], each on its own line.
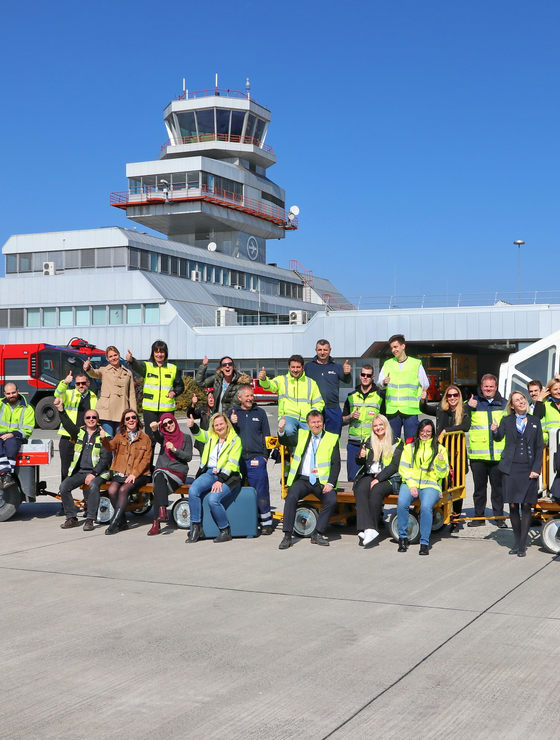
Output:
[247, 237, 259, 261]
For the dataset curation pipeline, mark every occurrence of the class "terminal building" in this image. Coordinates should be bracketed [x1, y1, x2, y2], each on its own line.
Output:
[3, 82, 560, 389]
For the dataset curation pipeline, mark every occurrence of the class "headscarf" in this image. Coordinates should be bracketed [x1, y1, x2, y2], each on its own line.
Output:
[159, 413, 184, 461]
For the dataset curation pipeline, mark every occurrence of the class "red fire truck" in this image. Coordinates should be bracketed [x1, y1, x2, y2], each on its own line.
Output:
[0, 338, 107, 429]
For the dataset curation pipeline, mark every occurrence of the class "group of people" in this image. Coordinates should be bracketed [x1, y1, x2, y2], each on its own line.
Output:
[1, 333, 557, 556]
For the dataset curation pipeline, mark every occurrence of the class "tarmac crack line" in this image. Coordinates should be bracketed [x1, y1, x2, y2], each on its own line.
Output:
[0, 563, 500, 616]
[320, 554, 560, 740]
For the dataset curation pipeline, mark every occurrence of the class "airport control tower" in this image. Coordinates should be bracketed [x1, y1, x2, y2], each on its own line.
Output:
[110, 82, 298, 265]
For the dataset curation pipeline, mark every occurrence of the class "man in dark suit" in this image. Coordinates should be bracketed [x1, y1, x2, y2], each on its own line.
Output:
[278, 410, 340, 549]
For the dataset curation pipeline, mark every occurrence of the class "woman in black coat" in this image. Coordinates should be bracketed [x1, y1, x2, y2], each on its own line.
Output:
[421, 384, 470, 520]
[354, 414, 404, 548]
[491, 391, 543, 557]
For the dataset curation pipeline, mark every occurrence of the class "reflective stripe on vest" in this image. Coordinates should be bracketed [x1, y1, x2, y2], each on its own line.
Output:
[276, 374, 324, 420]
[383, 357, 422, 415]
[0, 398, 35, 437]
[196, 428, 241, 476]
[142, 362, 178, 412]
[347, 390, 382, 442]
[286, 430, 339, 487]
[68, 429, 110, 479]
[56, 387, 98, 438]
[467, 408, 506, 461]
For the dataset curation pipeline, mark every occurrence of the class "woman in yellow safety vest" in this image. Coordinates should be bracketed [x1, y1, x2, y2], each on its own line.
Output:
[185, 412, 242, 544]
[354, 414, 403, 548]
[533, 377, 560, 445]
[126, 341, 184, 446]
[396, 419, 449, 555]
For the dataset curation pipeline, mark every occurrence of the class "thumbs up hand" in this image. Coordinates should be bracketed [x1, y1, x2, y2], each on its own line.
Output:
[278, 415, 286, 433]
[64, 370, 73, 385]
[343, 359, 351, 374]
[468, 394, 478, 408]
[125, 349, 133, 362]
[186, 414, 195, 428]
[258, 366, 267, 382]
[359, 444, 366, 459]
[383, 374, 390, 386]
[202, 355, 209, 367]
[230, 409, 238, 424]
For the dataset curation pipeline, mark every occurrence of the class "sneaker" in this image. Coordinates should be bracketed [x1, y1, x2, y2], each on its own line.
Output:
[60, 517, 80, 529]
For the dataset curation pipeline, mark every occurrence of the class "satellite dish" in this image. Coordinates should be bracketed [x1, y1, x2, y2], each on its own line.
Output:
[289, 205, 300, 216]
[207, 242, 217, 251]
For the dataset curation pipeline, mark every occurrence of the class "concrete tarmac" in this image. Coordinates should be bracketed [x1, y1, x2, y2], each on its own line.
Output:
[2, 414, 560, 739]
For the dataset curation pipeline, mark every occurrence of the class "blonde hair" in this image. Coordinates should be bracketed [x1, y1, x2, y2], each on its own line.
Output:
[210, 412, 234, 437]
[507, 391, 527, 415]
[441, 385, 465, 427]
[545, 378, 560, 396]
[369, 414, 395, 461]
[105, 345, 120, 358]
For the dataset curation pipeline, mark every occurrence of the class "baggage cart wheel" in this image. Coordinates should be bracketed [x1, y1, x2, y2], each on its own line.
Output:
[389, 511, 420, 544]
[130, 494, 153, 516]
[172, 499, 191, 530]
[431, 509, 445, 532]
[293, 505, 318, 537]
[541, 518, 560, 554]
[97, 496, 114, 524]
[0, 487, 22, 522]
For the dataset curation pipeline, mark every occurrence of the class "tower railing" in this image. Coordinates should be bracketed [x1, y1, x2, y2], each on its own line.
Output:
[174, 88, 259, 103]
[161, 132, 274, 154]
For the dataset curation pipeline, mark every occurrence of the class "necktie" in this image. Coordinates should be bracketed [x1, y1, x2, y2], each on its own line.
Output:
[309, 436, 319, 484]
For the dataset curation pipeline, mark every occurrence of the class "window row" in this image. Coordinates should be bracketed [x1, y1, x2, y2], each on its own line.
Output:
[169, 108, 267, 145]
[128, 171, 243, 198]
[0, 304, 160, 329]
[6, 247, 127, 274]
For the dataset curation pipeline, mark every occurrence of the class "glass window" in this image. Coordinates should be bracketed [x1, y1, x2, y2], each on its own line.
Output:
[39, 350, 61, 385]
[150, 252, 159, 272]
[196, 109, 215, 135]
[144, 304, 159, 324]
[206, 266, 214, 282]
[142, 175, 156, 189]
[19, 254, 32, 272]
[109, 305, 124, 325]
[139, 251, 150, 270]
[129, 178, 142, 194]
[32, 252, 48, 271]
[59, 307, 73, 326]
[129, 248, 139, 269]
[221, 268, 230, 286]
[216, 109, 231, 137]
[160, 254, 169, 273]
[96, 248, 113, 267]
[48, 252, 64, 270]
[254, 118, 266, 143]
[187, 171, 199, 189]
[0, 310, 8, 327]
[177, 111, 197, 139]
[43, 307, 57, 327]
[245, 114, 257, 141]
[6, 255, 17, 273]
[230, 111, 245, 138]
[127, 305, 142, 324]
[65, 250, 80, 269]
[179, 258, 188, 277]
[515, 347, 556, 383]
[172, 173, 186, 190]
[81, 249, 95, 268]
[92, 306, 106, 325]
[75, 306, 90, 326]
[113, 247, 126, 266]
[170, 256, 178, 275]
[27, 308, 40, 327]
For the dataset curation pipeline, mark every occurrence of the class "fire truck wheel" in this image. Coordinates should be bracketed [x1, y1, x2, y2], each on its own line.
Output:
[34, 396, 60, 430]
[0, 489, 22, 522]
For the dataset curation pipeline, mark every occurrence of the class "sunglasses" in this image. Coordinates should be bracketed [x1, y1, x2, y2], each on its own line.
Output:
[125, 415, 137, 421]
[162, 420, 175, 427]
[446, 392, 459, 398]
[360, 373, 373, 378]
[84, 415, 98, 420]
[221, 362, 233, 368]
[76, 381, 88, 385]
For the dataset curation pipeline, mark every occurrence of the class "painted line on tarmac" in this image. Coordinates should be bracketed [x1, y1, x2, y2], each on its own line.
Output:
[320, 554, 560, 739]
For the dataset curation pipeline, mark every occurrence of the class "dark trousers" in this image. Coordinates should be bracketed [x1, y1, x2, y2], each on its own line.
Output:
[240, 456, 271, 524]
[354, 476, 392, 531]
[142, 410, 163, 447]
[60, 472, 104, 520]
[59, 437, 75, 481]
[471, 459, 503, 517]
[152, 470, 183, 510]
[387, 412, 419, 441]
[323, 407, 343, 435]
[0, 436, 23, 473]
[282, 477, 337, 535]
[107, 475, 151, 523]
[346, 441, 363, 482]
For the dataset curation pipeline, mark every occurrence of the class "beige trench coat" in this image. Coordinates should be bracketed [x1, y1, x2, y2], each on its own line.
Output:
[86, 364, 136, 421]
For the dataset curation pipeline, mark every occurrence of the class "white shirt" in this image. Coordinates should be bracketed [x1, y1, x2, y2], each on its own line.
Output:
[208, 440, 225, 470]
[377, 358, 429, 390]
[217, 380, 230, 412]
[301, 434, 321, 477]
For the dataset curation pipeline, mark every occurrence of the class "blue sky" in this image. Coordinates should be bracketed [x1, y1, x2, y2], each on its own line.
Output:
[1, 0, 557, 302]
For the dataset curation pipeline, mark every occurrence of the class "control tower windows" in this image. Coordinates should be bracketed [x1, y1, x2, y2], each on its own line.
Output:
[230, 111, 245, 138]
[196, 109, 215, 137]
[245, 114, 257, 142]
[216, 109, 231, 136]
[254, 118, 266, 144]
[201, 172, 242, 199]
[177, 111, 197, 139]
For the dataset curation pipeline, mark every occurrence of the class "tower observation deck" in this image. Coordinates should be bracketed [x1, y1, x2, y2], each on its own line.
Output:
[110, 86, 298, 265]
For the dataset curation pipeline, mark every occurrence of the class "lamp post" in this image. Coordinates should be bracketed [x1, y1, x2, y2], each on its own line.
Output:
[514, 240, 525, 304]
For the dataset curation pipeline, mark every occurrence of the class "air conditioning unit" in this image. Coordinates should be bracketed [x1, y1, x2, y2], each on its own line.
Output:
[191, 271, 202, 282]
[215, 307, 238, 327]
[43, 262, 55, 276]
[289, 310, 308, 325]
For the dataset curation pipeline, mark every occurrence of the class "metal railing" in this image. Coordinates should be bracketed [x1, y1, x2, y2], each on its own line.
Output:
[161, 132, 273, 154]
[174, 88, 259, 103]
[110, 185, 297, 229]
[347, 291, 560, 310]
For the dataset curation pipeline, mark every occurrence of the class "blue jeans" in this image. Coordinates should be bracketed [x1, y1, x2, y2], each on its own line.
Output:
[397, 484, 440, 546]
[283, 416, 308, 436]
[323, 407, 343, 435]
[100, 420, 120, 438]
[388, 413, 419, 442]
[188, 471, 239, 530]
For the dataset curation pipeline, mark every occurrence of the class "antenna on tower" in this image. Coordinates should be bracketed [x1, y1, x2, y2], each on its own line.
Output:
[215, 73, 218, 88]
[246, 77, 251, 100]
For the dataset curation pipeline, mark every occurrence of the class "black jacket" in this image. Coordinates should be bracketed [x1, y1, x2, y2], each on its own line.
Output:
[420, 399, 470, 437]
[353, 438, 404, 485]
[280, 429, 340, 487]
[492, 413, 544, 476]
[58, 410, 112, 477]
[194, 365, 251, 413]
